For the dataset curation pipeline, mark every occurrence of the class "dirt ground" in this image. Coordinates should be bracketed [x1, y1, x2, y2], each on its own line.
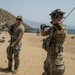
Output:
[0, 32, 75, 75]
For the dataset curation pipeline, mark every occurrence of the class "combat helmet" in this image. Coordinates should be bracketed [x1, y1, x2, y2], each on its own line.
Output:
[49, 9, 65, 18]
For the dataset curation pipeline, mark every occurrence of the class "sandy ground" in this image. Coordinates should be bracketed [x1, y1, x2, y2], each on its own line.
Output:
[0, 32, 75, 75]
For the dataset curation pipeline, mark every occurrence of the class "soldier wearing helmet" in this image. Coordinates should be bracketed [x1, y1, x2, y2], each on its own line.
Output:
[42, 9, 66, 75]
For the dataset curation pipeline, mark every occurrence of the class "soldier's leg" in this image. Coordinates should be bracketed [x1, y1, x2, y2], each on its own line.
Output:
[50, 64, 65, 75]
[42, 54, 50, 75]
[12, 45, 21, 74]
[6, 46, 13, 70]
[14, 50, 20, 70]
[12, 50, 20, 74]
[42, 60, 50, 75]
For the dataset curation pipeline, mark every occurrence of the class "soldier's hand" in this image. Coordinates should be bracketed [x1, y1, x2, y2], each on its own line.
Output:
[42, 25, 47, 29]
[53, 23, 62, 30]
[41, 25, 50, 29]
[10, 43, 15, 47]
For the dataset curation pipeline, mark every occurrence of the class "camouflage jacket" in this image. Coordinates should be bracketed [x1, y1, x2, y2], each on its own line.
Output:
[43, 23, 67, 66]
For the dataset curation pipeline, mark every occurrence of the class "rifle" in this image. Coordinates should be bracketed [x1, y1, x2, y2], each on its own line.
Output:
[5, 23, 14, 35]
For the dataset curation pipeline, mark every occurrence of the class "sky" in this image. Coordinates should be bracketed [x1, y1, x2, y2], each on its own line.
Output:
[0, 0, 75, 28]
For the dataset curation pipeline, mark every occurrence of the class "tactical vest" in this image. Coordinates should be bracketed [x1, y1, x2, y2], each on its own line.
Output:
[42, 23, 66, 53]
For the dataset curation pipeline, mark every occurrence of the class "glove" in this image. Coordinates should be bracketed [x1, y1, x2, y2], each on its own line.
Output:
[41, 25, 50, 29]
[53, 23, 62, 30]
[42, 25, 46, 29]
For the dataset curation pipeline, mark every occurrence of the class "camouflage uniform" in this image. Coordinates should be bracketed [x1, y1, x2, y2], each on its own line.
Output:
[42, 9, 66, 75]
[6, 23, 24, 70]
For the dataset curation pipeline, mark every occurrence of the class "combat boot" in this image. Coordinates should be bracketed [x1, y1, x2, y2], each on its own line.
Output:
[3, 67, 12, 72]
[42, 72, 50, 75]
[12, 69, 18, 74]
[42, 72, 47, 75]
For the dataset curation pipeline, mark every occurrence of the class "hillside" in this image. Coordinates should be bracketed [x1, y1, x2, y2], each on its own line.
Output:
[0, 8, 31, 30]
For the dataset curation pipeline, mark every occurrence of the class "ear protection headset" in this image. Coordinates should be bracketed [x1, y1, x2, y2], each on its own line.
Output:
[51, 9, 60, 18]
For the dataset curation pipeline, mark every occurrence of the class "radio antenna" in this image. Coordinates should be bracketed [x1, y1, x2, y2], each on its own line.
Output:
[62, 7, 75, 22]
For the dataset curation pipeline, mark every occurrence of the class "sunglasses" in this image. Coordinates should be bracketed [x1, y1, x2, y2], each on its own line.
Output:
[16, 18, 22, 21]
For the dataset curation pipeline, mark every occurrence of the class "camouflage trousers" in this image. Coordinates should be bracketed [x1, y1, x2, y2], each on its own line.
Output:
[6, 46, 20, 70]
[42, 53, 65, 75]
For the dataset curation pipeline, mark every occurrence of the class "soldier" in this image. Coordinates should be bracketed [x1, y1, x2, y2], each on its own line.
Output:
[37, 29, 40, 36]
[3, 15, 25, 74]
[42, 9, 66, 75]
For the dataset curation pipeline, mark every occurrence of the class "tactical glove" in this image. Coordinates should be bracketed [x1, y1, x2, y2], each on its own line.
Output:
[42, 25, 50, 29]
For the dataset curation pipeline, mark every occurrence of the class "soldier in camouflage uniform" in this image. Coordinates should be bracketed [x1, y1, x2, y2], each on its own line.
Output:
[3, 16, 25, 74]
[42, 9, 66, 75]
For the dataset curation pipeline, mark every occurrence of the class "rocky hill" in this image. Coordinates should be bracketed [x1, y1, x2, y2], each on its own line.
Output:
[0, 8, 31, 30]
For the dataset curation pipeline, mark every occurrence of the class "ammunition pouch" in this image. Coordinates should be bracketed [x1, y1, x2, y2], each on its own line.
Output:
[52, 43, 63, 54]
[42, 37, 63, 53]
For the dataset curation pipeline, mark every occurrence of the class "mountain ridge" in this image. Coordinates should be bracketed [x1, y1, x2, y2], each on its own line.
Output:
[0, 8, 31, 30]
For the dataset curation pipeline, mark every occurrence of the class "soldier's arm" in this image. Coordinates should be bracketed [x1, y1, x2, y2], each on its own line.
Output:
[54, 25, 67, 44]
[13, 33, 24, 45]
[57, 29, 64, 35]
[57, 25, 66, 35]
[7, 29, 13, 35]
[53, 23, 66, 35]
[43, 27, 51, 36]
